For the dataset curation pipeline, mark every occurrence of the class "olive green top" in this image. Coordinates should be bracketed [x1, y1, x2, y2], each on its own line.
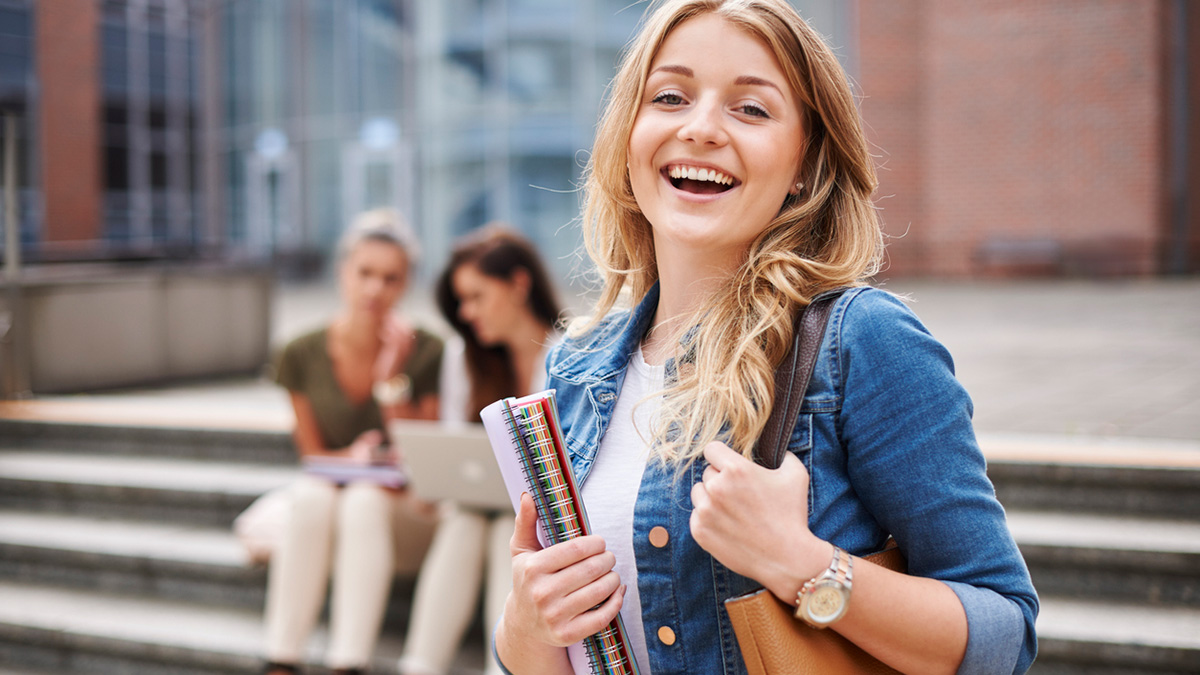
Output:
[274, 326, 444, 450]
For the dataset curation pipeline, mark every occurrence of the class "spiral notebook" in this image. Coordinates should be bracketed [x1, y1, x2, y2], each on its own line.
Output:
[480, 390, 641, 675]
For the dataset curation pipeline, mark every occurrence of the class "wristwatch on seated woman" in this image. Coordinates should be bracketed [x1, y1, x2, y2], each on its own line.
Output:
[796, 545, 854, 628]
[372, 373, 412, 406]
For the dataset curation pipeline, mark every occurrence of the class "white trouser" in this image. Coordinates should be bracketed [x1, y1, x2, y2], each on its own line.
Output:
[398, 502, 515, 675]
[264, 476, 436, 669]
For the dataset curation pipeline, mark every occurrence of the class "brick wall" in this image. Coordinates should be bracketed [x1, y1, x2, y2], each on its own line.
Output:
[859, 0, 1172, 277]
[36, 0, 102, 246]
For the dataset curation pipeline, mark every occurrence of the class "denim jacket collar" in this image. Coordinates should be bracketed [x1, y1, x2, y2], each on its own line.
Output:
[549, 282, 660, 387]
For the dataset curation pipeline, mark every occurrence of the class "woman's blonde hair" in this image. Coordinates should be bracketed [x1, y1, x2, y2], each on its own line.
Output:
[575, 0, 883, 464]
[337, 207, 422, 270]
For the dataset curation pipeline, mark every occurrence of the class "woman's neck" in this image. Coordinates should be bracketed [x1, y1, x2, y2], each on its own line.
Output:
[334, 313, 382, 352]
[643, 243, 740, 365]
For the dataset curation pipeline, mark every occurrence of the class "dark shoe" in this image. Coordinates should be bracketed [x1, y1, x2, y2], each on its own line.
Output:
[263, 662, 301, 675]
[330, 669, 365, 675]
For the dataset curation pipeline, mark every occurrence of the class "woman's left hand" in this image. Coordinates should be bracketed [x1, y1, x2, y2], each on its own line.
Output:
[689, 441, 831, 602]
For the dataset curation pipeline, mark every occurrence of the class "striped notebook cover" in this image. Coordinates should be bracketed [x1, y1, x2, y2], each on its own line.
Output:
[481, 390, 641, 675]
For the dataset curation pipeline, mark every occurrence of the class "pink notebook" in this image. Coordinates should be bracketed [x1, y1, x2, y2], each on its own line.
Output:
[480, 390, 641, 675]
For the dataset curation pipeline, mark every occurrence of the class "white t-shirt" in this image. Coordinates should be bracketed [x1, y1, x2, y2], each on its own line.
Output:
[437, 335, 552, 422]
[568, 347, 663, 675]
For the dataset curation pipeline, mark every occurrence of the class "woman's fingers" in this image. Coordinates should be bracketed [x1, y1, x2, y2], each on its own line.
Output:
[551, 581, 626, 646]
[511, 492, 544, 556]
[508, 492, 625, 647]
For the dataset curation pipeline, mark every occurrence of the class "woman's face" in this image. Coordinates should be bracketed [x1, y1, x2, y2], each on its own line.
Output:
[627, 14, 806, 270]
[452, 263, 529, 347]
[339, 238, 409, 320]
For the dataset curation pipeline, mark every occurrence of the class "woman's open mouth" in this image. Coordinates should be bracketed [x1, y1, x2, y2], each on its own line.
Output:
[664, 164, 738, 195]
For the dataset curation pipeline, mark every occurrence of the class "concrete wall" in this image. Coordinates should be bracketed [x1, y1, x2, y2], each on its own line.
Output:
[1, 265, 272, 394]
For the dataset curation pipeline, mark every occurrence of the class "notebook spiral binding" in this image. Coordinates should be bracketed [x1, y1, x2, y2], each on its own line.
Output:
[498, 394, 640, 675]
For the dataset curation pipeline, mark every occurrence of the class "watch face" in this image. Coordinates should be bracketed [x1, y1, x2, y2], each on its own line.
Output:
[806, 582, 847, 623]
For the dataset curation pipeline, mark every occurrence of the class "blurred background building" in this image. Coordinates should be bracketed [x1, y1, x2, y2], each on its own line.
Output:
[2, 0, 1195, 282]
[0, 0, 1197, 394]
[0, 0, 852, 284]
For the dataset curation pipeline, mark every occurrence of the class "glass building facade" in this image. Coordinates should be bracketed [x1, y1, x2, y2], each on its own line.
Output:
[208, 0, 849, 283]
[0, 0, 36, 247]
[99, 0, 205, 252]
[3, 0, 850, 281]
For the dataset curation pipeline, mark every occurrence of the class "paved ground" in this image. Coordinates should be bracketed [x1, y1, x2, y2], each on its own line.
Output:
[3, 277, 1198, 452]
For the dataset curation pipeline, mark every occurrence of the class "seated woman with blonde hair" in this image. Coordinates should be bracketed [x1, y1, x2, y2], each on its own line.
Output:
[264, 208, 443, 675]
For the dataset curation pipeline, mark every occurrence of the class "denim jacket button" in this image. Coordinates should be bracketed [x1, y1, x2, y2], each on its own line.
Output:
[657, 625, 676, 646]
[648, 526, 669, 548]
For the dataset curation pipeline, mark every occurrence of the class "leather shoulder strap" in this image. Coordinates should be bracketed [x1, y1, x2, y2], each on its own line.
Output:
[754, 290, 844, 470]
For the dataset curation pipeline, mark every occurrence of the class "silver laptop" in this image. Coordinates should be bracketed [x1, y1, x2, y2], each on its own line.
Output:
[390, 420, 513, 512]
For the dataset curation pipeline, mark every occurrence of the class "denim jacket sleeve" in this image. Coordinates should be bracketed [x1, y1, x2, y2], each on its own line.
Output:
[834, 290, 1039, 674]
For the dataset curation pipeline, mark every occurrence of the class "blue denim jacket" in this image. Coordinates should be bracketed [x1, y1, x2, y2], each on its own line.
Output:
[544, 284, 1038, 675]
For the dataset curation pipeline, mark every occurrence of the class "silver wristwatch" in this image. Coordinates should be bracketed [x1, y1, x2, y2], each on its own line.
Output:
[795, 545, 853, 628]
[372, 374, 412, 406]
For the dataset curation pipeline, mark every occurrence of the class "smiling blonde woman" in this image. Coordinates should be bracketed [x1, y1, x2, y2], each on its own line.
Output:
[492, 2, 1038, 674]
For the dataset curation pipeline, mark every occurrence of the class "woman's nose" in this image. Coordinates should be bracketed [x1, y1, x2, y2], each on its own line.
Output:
[677, 97, 728, 146]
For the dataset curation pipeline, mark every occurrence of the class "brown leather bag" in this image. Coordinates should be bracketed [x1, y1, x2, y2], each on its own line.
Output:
[726, 546, 905, 675]
[724, 291, 907, 675]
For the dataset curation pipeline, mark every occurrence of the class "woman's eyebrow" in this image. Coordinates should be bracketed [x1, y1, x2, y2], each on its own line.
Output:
[650, 64, 693, 78]
[734, 75, 783, 95]
[648, 66, 783, 97]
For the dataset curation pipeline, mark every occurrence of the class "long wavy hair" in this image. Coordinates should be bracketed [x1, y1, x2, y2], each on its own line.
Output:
[436, 224, 563, 419]
[575, 0, 883, 464]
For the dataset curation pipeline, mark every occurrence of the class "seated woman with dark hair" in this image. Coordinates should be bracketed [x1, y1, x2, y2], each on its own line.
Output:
[398, 224, 563, 675]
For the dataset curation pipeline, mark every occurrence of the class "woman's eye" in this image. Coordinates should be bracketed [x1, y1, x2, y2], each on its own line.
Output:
[738, 103, 770, 118]
[652, 92, 684, 106]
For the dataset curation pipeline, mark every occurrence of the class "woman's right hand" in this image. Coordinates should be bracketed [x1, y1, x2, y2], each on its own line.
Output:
[344, 429, 385, 464]
[503, 492, 625, 648]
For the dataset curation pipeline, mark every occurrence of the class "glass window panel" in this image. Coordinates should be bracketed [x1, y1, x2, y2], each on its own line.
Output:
[306, 138, 341, 246]
[0, 7, 30, 35]
[507, 41, 570, 108]
[101, 24, 128, 94]
[151, 206, 169, 241]
[0, 52, 29, 94]
[304, 0, 340, 118]
[364, 160, 393, 209]
[441, 160, 487, 237]
[513, 154, 582, 283]
[151, 150, 168, 189]
[104, 146, 130, 190]
[105, 192, 132, 242]
[0, 34, 28, 57]
[148, 103, 166, 130]
[360, 2, 404, 117]
[149, 31, 168, 99]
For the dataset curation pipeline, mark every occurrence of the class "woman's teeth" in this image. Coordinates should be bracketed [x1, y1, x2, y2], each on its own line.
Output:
[667, 165, 734, 186]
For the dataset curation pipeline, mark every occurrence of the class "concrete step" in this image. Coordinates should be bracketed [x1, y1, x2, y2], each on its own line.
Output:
[1009, 510, 1200, 608]
[0, 581, 487, 675]
[1034, 596, 1200, 674]
[0, 418, 294, 465]
[0, 510, 265, 609]
[0, 451, 296, 527]
[989, 458, 1200, 520]
[0, 510, 422, 626]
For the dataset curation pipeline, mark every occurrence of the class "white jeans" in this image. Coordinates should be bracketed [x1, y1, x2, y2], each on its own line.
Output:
[398, 502, 515, 675]
[264, 476, 436, 669]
